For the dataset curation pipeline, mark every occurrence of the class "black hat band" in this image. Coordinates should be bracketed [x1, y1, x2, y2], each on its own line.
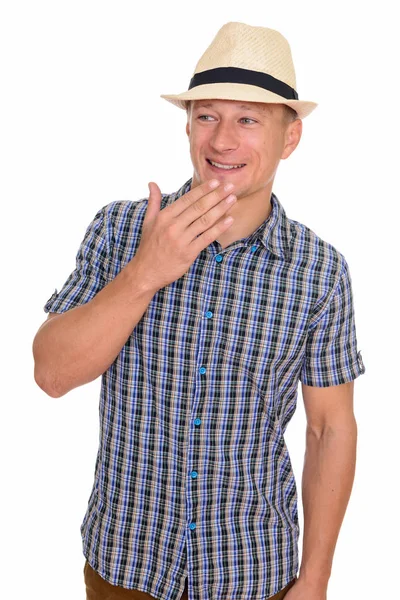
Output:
[188, 66, 298, 100]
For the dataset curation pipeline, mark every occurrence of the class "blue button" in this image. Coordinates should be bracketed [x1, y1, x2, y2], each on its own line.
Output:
[205, 311, 213, 318]
[190, 471, 198, 479]
[194, 418, 201, 426]
[251, 245, 257, 252]
[199, 367, 206, 374]
[215, 254, 223, 262]
[189, 522, 196, 530]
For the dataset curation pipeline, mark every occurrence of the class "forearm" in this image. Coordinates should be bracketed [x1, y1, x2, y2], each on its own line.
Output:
[33, 257, 159, 397]
[298, 418, 357, 590]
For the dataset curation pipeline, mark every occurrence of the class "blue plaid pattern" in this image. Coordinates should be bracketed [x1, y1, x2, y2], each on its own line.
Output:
[43, 178, 365, 599]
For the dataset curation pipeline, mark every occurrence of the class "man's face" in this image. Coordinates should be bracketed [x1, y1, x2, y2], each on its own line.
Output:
[186, 99, 301, 202]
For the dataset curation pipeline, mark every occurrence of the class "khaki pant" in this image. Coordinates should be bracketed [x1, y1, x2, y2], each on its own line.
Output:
[84, 560, 297, 599]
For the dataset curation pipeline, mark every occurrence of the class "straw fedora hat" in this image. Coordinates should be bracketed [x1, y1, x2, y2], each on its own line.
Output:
[161, 22, 317, 119]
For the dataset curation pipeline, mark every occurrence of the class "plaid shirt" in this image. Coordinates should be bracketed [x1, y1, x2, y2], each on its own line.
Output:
[44, 178, 365, 599]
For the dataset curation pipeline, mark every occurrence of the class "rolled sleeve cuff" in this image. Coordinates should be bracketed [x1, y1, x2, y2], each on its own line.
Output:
[300, 349, 366, 387]
[43, 289, 59, 313]
[43, 288, 79, 314]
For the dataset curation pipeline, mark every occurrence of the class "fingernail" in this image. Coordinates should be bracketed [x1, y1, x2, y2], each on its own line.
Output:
[224, 183, 234, 192]
[209, 179, 220, 189]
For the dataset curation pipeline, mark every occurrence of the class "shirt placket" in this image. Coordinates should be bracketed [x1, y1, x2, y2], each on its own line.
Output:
[183, 243, 225, 585]
[184, 240, 257, 589]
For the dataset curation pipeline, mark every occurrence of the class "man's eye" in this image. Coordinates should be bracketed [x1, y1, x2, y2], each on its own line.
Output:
[241, 118, 256, 124]
[198, 115, 214, 121]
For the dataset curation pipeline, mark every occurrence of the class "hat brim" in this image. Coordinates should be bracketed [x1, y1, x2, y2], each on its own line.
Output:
[161, 82, 317, 119]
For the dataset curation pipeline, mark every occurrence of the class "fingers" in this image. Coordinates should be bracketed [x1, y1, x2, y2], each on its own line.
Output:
[187, 189, 237, 240]
[178, 184, 237, 236]
[190, 211, 235, 254]
[169, 179, 232, 218]
[145, 182, 162, 224]
[135, 178, 236, 290]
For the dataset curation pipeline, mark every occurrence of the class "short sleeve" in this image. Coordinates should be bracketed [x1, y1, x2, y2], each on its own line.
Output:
[43, 206, 109, 314]
[299, 256, 366, 387]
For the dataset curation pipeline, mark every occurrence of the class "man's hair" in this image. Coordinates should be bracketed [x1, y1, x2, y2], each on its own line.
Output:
[186, 101, 299, 124]
[282, 104, 298, 123]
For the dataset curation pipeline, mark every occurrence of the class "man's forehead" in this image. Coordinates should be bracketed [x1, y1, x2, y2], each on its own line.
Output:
[191, 99, 273, 114]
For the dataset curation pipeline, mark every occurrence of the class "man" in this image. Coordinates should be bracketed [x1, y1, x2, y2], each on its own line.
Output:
[33, 22, 365, 600]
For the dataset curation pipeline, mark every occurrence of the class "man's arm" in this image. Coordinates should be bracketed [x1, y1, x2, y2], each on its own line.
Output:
[290, 380, 357, 598]
[33, 179, 237, 398]
[33, 259, 159, 398]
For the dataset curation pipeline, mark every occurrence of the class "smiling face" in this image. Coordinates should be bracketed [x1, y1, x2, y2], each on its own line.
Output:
[186, 99, 302, 205]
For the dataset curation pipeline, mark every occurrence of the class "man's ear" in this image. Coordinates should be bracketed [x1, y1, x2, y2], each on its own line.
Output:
[186, 120, 190, 137]
[281, 119, 302, 160]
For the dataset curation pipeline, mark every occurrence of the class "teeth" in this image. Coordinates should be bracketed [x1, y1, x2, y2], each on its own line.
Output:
[209, 160, 245, 170]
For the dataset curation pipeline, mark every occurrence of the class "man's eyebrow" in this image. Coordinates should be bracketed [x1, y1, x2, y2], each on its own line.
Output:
[193, 103, 217, 110]
[237, 104, 267, 114]
[193, 102, 267, 114]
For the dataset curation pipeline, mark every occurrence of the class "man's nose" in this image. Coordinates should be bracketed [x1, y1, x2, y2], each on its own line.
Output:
[210, 121, 240, 153]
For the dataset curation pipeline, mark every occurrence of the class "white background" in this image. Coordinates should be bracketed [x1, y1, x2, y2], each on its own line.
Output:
[1, 1, 398, 598]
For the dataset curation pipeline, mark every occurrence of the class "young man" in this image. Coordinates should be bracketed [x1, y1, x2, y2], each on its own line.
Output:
[33, 22, 365, 600]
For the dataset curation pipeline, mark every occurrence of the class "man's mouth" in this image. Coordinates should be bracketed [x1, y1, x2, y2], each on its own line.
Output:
[206, 159, 246, 170]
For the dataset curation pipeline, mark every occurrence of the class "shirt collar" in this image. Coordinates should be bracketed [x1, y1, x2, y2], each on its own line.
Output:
[165, 178, 293, 260]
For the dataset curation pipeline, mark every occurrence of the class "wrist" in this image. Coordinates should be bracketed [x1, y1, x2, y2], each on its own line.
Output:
[298, 565, 330, 591]
[125, 256, 162, 296]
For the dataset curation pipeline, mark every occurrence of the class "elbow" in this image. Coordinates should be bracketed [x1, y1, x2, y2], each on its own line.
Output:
[305, 419, 329, 441]
[34, 363, 64, 398]
[306, 417, 358, 443]
[32, 333, 65, 398]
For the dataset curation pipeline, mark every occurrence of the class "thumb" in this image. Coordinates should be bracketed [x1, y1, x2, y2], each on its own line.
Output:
[145, 182, 162, 223]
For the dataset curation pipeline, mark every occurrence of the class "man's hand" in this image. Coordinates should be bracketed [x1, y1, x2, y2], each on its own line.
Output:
[132, 179, 237, 291]
[283, 577, 327, 600]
